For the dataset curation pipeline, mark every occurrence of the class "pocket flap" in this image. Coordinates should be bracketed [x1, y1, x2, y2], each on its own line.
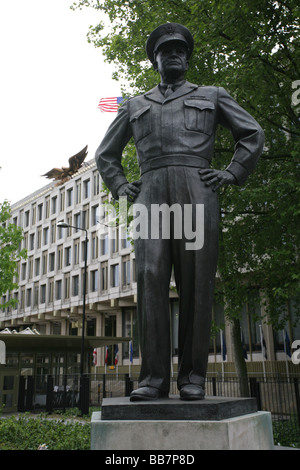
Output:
[130, 105, 152, 122]
[184, 99, 215, 111]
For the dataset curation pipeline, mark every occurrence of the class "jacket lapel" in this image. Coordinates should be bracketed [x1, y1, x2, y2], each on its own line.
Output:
[144, 81, 199, 104]
[144, 86, 164, 104]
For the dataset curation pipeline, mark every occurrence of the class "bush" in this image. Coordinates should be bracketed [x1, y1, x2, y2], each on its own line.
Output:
[272, 417, 300, 449]
[0, 414, 91, 450]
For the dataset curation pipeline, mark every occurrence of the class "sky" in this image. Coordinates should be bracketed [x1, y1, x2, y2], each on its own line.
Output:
[0, 0, 123, 204]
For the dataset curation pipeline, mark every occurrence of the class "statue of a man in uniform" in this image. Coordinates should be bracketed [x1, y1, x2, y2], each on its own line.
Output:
[95, 23, 264, 401]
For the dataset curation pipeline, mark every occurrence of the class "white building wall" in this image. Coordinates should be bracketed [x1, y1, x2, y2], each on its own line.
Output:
[0, 161, 137, 366]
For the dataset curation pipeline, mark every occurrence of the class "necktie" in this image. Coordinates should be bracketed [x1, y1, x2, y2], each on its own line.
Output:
[164, 85, 174, 98]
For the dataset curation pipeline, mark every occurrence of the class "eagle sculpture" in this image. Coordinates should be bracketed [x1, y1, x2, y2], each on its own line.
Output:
[42, 145, 88, 186]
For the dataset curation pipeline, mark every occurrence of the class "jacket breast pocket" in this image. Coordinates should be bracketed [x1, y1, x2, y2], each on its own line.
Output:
[130, 105, 152, 143]
[184, 99, 215, 135]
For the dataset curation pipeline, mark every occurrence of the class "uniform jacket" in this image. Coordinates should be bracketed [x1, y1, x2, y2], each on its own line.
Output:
[95, 81, 264, 199]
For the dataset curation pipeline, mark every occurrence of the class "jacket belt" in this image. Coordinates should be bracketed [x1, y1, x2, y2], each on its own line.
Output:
[140, 155, 210, 175]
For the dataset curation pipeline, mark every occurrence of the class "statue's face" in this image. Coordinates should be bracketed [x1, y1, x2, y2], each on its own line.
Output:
[154, 41, 189, 80]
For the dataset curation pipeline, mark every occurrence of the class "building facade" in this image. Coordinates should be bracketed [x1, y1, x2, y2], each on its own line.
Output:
[1, 160, 299, 374]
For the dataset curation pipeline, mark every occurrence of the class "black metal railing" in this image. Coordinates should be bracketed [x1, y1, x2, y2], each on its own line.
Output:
[17, 372, 300, 446]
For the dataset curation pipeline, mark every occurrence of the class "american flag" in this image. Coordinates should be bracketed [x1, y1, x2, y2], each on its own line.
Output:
[97, 96, 124, 112]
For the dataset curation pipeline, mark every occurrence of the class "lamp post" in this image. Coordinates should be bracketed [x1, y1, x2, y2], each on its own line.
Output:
[57, 221, 88, 414]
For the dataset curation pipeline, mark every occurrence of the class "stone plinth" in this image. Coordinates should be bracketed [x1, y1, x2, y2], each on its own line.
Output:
[101, 395, 257, 421]
[91, 396, 274, 450]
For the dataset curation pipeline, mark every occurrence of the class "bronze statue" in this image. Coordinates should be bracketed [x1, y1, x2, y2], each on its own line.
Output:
[42, 145, 88, 186]
[95, 23, 264, 401]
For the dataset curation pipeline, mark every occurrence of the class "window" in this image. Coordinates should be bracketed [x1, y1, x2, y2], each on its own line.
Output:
[67, 188, 73, 206]
[91, 270, 98, 292]
[57, 245, 63, 270]
[21, 263, 27, 281]
[51, 196, 57, 214]
[31, 205, 36, 225]
[23, 232, 28, 250]
[81, 239, 89, 262]
[40, 285, 46, 304]
[64, 274, 70, 299]
[74, 213, 81, 231]
[111, 264, 119, 287]
[35, 258, 40, 277]
[122, 256, 131, 286]
[13, 292, 18, 309]
[55, 280, 62, 300]
[25, 211, 29, 227]
[66, 213, 72, 236]
[42, 252, 48, 275]
[112, 229, 119, 253]
[93, 172, 100, 196]
[101, 262, 108, 291]
[26, 288, 32, 307]
[20, 287, 25, 309]
[65, 246, 71, 266]
[29, 233, 34, 250]
[34, 283, 39, 306]
[19, 211, 24, 228]
[49, 252, 55, 271]
[48, 278, 54, 303]
[82, 205, 89, 229]
[92, 205, 99, 226]
[37, 227, 42, 248]
[51, 220, 56, 243]
[28, 257, 33, 279]
[122, 229, 131, 249]
[72, 275, 79, 296]
[43, 227, 49, 245]
[59, 190, 65, 211]
[101, 234, 108, 255]
[91, 233, 99, 259]
[76, 181, 81, 204]
[38, 203, 43, 221]
[57, 224, 63, 240]
[74, 240, 80, 265]
[45, 197, 50, 219]
[83, 179, 90, 199]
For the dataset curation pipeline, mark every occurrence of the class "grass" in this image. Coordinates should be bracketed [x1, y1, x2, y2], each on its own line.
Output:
[0, 410, 91, 450]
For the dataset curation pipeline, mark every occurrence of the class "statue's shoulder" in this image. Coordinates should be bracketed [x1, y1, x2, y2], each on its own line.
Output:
[188, 84, 219, 98]
[122, 90, 154, 108]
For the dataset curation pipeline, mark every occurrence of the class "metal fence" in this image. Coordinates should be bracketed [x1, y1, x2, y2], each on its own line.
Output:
[17, 372, 300, 446]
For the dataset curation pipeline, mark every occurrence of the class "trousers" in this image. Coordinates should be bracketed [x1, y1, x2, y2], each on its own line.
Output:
[133, 165, 219, 392]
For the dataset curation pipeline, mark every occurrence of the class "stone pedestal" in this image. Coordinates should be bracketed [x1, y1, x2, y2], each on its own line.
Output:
[91, 396, 274, 450]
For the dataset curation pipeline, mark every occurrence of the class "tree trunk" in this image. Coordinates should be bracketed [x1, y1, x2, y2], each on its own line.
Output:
[230, 317, 250, 397]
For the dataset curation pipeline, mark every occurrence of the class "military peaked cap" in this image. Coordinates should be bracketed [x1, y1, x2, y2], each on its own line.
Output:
[146, 23, 194, 63]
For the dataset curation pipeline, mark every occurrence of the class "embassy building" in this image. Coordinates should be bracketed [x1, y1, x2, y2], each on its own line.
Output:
[1, 159, 299, 376]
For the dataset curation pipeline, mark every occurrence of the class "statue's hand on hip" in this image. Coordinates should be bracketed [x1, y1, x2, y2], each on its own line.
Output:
[199, 169, 236, 192]
[117, 180, 142, 201]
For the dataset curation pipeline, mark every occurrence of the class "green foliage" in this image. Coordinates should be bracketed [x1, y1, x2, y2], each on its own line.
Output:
[72, 0, 300, 329]
[0, 200, 27, 309]
[272, 417, 300, 448]
[0, 414, 91, 450]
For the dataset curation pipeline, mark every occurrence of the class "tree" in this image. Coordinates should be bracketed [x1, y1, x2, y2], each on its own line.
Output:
[72, 0, 300, 393]
[0, 200, 27, 310]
